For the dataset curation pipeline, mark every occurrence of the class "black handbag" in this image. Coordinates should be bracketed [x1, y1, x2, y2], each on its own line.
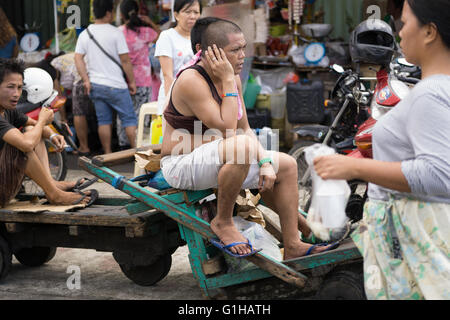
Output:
[86, 27, 128, 83]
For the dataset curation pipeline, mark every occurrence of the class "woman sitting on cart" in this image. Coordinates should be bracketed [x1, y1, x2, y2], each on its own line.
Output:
[313, 0, 450, 300]
[0, 58, 96, 208]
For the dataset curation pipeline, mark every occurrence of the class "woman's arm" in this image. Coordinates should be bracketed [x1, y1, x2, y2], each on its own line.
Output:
[314, 155, 411, 192]
[159, 56, 174, 98]
[119, 53, 136, 95]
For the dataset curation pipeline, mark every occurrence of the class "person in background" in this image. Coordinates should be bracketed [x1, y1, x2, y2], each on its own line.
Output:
[0, 7, 19, 59]
[29, 52, 70, 126]
[116, 0, 160, 149]
[154, 0, 201, 114]
[51, 52, 95, 156]
[0, 58, 96, 207]
[75, 0, 138, 154]
[387, 0, 405, 38]
[314, 0, 450, 299]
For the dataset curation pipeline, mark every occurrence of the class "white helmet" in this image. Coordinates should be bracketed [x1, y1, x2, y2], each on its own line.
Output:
[23, 67, 55, 104]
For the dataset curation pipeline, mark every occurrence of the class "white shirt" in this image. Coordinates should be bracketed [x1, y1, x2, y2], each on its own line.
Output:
[75, 24, 129, 89]
[369, 74, 450, 203]
[154, 28, 194, 114]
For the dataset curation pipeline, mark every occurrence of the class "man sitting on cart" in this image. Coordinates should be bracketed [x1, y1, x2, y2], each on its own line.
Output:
[159, 19, 334, 259]
[0, 58, 96, 208]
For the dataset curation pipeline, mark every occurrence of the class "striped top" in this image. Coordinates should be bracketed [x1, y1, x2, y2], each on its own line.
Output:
[369, 74, 450, 203]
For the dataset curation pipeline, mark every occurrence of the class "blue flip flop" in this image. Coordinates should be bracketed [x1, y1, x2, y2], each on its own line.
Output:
[305, 241, 340, 256]
[209, 237, 262, 258]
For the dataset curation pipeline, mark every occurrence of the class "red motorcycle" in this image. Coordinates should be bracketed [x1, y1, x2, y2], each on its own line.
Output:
[344, 60, 417, 221]
[292, 59, 418, 222]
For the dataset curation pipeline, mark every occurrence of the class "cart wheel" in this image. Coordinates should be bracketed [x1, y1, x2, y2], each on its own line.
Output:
[316, 270, 366, 300]
[118, 253, 172, 286]
[14, 247, 57, 267]
[0, 235, 12, 281]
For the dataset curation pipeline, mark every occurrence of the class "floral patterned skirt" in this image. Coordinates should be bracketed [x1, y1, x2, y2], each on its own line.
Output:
[351, 197, 450, 300]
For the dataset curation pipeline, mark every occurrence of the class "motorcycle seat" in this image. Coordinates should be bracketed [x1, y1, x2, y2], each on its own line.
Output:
[16, 102, 41, 115]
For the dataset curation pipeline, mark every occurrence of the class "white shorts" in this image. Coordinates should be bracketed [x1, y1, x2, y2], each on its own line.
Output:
[160, 139, 260, 190]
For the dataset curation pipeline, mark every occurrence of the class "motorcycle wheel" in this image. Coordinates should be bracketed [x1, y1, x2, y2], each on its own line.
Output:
[21, 139, 67, 194]
[288, 140, 316, 211]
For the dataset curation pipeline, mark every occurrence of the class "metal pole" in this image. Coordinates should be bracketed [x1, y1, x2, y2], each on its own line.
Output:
[53, 0, 60, 54]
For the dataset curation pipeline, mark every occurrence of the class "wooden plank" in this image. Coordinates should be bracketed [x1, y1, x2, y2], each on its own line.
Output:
[0, 205, 150, 228]
[125, 202, 153, 215]
[90, 144, 161, 167]
[162, 190, 214, 205]
[5, 222, 25, 233]
[78, 157, 309, 289]
[203, 266, 273, 290]
[260, 212, 283, 243]
[202, 255, 226, 276]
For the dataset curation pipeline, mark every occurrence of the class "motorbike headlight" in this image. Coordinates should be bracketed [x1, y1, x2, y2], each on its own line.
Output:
[370, 97, 392, 120]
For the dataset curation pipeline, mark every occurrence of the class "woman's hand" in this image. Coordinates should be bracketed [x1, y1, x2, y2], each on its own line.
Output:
[258, 163, 277, 192]
[313, 154, 359, 180]
[204, 45, 235, 83]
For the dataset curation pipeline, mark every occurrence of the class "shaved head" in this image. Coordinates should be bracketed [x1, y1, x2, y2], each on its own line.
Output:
[200, 20, 242, 55]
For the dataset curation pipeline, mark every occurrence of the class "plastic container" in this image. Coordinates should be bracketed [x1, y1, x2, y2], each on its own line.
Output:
[255, 90, 286, 119]
[247, 108, 271, 129]
[255, 94, 271, 110]
[269, 90, 286, 119]
[257, 127, 279, 151]
[150, 115, 163, 145]
[286, 80, 325, 124]
[243, 74, 261, 109]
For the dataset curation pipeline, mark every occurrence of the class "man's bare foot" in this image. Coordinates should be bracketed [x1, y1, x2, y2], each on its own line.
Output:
[283, 241, 336, 260]
[210, 217, 252, 256]
[46, 189, 92, 206]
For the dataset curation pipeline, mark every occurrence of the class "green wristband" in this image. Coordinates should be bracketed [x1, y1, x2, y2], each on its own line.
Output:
[258, 158, 272, 167]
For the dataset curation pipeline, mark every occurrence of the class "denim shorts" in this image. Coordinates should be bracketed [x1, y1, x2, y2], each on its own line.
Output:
[89, 83, 137, 127]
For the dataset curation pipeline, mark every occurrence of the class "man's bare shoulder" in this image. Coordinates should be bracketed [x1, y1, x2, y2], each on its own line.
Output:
[174, 68, 210, 95]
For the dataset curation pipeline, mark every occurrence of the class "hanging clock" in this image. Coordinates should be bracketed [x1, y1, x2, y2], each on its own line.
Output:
[304, 42, 326, 65]
[20, 33, 40, 52]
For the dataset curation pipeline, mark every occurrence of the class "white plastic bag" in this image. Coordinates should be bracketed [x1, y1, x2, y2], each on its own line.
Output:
[223, 216, 282, 273]
[304, 144, 350, 241]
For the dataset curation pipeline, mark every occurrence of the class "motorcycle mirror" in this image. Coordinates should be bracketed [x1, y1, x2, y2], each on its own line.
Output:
[331, 64, 345, 74]
[397, 58, 414, 67]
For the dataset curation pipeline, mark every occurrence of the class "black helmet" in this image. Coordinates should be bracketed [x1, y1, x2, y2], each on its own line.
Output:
[349, 19, 395, 66]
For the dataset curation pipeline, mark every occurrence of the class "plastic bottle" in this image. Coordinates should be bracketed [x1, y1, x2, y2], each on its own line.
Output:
[150, 115, 163, 145]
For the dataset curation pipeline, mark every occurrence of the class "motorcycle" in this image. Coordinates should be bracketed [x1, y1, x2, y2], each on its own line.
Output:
[288, 64, 372, 210]
[289, 59, 417, 221]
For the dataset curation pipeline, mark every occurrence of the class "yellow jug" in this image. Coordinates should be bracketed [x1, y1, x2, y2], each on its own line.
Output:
[150, 115, 163, 145]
